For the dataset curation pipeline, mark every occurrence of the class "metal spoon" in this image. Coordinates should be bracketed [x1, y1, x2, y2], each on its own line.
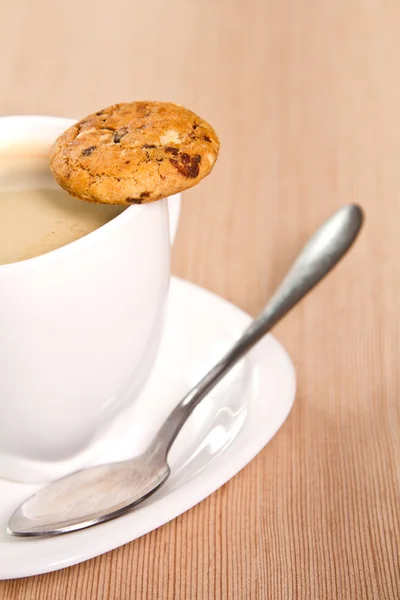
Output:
[8, 204, 364, 537]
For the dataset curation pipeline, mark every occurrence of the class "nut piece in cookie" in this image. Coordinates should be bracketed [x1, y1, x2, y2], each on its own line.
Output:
[49, 101, 220, 205]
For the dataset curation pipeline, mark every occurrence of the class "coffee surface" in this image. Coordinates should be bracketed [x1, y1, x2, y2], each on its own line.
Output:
[0, 153, 124, 265]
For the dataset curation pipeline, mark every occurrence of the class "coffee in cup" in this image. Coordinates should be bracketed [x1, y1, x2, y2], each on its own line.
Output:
[0, 153, 124, 265]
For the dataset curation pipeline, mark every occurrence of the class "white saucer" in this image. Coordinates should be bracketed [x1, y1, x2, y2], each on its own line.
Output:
[0, 276, 296, 579]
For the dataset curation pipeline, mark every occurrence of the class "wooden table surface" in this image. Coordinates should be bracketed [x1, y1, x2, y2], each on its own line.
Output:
[0, 0, 399, 598]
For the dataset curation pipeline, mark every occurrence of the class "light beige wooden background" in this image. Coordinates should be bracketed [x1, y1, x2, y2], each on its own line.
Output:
[0, 0, 399, 598]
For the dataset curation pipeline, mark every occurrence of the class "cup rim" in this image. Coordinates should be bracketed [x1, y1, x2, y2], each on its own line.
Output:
[0, 115, 151, 273]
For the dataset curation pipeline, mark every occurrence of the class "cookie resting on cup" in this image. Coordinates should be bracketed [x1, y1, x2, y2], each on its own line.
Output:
[49, 101, 220, 206]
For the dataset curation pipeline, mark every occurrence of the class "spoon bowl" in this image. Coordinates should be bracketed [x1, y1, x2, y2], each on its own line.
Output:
[10, 455, 170, 536]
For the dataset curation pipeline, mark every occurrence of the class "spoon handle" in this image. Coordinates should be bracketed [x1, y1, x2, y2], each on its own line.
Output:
[154, 204, 364, 457]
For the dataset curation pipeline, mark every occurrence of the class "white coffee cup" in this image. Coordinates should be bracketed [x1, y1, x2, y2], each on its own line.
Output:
[0, 116, 181, 483]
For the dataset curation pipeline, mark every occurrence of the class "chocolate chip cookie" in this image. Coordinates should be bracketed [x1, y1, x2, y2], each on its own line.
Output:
[49, 101, 220, 205]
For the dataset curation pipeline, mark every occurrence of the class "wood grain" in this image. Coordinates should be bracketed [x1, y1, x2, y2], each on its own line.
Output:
[0, 0, 399, 597]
